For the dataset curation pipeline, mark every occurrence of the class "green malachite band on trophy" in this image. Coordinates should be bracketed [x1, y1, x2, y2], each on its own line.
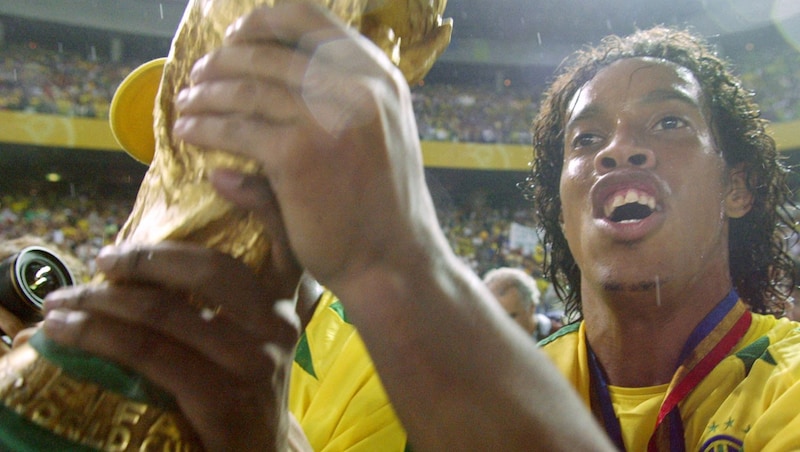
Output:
[28, 331, 177, 410]
[0, 402, 98, 452]
[0, 333, 203, 451]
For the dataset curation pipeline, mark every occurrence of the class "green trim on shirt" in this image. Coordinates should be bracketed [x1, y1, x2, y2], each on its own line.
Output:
[538, 321, 579, 347]
[329, 300, 350, 324]
[294, 332, 317, 379]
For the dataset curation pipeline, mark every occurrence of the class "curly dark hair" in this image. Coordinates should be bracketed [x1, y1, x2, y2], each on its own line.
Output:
[521, 26, 797, 321]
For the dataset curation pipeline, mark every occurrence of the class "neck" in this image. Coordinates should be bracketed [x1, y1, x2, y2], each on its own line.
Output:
[581, 280, 732, 387]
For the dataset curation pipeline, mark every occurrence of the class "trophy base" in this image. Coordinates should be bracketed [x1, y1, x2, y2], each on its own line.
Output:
[0, 332, 202, 451]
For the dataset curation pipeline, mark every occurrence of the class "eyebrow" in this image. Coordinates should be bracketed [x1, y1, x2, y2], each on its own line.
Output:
[565, 104, 602, 129]
[565, 88, 702, 129]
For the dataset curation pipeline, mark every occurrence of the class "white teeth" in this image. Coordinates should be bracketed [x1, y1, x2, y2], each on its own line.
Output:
[611, 195, 621, 208]
[603, 189, 656, 218]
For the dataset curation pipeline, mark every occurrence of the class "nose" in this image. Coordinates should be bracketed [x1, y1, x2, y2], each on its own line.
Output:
[593, 135, 655, 173]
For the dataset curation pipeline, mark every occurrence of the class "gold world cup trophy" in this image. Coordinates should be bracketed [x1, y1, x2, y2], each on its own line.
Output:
[0, 0, 451, 450]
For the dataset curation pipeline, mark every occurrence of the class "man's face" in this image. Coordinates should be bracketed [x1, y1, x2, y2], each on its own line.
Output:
[489, 285, 537, 335]
[559, 57, 735, 301]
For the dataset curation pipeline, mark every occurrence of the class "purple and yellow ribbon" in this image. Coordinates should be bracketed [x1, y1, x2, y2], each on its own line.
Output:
[588, 290, 751, 452]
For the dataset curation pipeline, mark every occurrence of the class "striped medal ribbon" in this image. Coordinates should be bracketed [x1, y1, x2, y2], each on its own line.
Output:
[587, 290, 751, 452]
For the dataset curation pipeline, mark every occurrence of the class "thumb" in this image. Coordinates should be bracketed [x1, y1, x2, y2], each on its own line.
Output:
[210, 168, 274, 212]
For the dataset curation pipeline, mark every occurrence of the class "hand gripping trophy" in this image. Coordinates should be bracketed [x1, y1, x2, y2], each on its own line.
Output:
[0, 1, 452, 450]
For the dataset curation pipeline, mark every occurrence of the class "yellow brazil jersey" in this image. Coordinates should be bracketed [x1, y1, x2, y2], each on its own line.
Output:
[540, 313, 800, 451]
[540, 314, 800, 451]
[289, 290, 409, 451]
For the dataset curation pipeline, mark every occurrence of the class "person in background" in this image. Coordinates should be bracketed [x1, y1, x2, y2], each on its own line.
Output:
[483, 266, 557, 340]
[38, 5, 800, 451]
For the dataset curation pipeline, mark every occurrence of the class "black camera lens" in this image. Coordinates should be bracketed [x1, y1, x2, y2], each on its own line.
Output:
[0, 246, 75, 324]
[23, 259, 64, 300]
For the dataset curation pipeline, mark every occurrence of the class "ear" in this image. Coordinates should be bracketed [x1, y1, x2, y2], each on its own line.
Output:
[724, 165, 754, 219]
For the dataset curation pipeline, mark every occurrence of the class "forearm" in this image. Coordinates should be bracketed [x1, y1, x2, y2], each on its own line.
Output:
[330, 238, 614, 451]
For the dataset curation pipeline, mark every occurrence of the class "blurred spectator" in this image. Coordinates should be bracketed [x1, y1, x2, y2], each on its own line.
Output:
[483, 266, 561, 340]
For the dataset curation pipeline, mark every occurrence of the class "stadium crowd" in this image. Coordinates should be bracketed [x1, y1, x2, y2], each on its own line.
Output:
[2, 39, 800, 143]
[0, 191, 131, 279]
[412, 82, 540, 144]
[737, 40, 800, 122]
[0, 42, 133, 119]
[0, 187, 545, 289]
[4, 179, 797, 318]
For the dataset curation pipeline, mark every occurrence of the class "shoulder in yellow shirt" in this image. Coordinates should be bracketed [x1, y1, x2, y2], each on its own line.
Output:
[290, 290, 409, 452]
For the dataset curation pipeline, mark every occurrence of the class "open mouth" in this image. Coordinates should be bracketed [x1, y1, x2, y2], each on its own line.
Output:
[604, 189, 657, 223]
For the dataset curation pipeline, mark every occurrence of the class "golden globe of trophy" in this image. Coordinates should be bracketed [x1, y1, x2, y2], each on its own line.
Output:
[0, 0, 451, 450]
